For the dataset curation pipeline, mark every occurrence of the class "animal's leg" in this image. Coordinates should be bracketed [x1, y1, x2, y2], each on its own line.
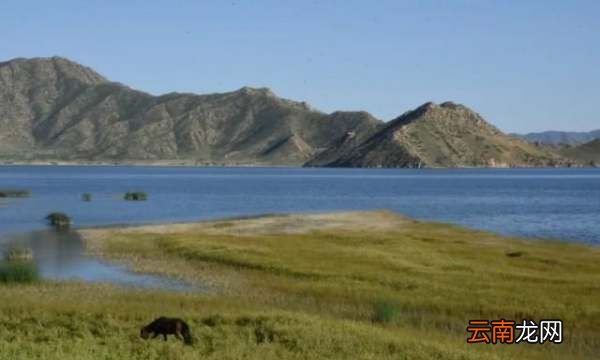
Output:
[163, 334, 168, 341]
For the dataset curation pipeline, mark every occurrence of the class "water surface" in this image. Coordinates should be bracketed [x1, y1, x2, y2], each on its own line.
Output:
[1, 166, 598, 243]
[2, 166, 598, 287]
[0, 229, 192, 290]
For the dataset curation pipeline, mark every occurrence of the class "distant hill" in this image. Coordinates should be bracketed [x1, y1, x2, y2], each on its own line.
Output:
[307, 102, 569, 168]
[558, 139, 600, 166]
[514, 130, 600, 145]
[0, 56, 579, 168]
[0, 57, 381, 165]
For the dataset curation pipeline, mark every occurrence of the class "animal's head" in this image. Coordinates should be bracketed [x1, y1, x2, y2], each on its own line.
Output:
[184, 334, 194, 346]
[140, 326, 150, 339]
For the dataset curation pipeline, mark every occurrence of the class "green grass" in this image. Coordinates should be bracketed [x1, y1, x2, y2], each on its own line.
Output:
[372, 300, 401, 324]
[0, 261, 39, 283]
[2, 212, 599, 359]
[0, 283, 504, 360]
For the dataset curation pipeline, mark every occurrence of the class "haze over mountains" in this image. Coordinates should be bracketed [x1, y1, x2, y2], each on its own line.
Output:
[0, 57, 590, 167]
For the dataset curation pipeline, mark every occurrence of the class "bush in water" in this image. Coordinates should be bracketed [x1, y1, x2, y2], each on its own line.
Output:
[124, 191, 148, 201]
[46, 212, 72, 229]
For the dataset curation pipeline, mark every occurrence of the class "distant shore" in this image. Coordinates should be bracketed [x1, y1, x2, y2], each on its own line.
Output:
[0, 160, 289, 167]
[0, 160, 595, 168]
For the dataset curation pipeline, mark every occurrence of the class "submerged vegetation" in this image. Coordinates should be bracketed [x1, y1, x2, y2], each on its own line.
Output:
[124, 191, 148, 201]
[0, 189, 30, 198]
[46, 212, 71, 229]
[81, 193, 93, 202]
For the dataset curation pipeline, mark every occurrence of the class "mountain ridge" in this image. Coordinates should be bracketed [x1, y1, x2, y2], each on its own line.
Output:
[307, 101, 569, 168]
[0, 56, 383, 165]
[0, 56, 583, 168]
[513, 129, 600, 145]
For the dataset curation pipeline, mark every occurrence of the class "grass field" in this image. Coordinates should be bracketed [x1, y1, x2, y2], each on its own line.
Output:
[1, 211, 598, 359]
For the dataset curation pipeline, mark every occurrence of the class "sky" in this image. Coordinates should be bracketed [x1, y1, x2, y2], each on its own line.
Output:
[1, 0, 598, 133]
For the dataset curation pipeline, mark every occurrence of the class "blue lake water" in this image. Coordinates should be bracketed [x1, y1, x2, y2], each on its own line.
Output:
[1, 166, 598, 288]
[1, 166, 599, 244]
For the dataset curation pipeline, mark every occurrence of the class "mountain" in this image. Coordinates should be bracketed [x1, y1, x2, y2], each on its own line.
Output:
[0, 57, 382, 165]
[0, 57, 106, 154]
[0, 56, 578, 168]
[558, 139, 600, 166]
[307, 102, 569, 168]
[514, 130, 600, 145]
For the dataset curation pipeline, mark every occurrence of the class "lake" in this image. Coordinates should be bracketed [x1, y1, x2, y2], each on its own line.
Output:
[1, 166, 599, 244]
[1, 166, 598, 288]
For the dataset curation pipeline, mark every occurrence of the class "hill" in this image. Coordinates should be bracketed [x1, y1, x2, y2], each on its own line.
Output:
[514, 129, 600, 145]
[558, 139, 600, 166]
[0, 57, 381, 165]
[307, 102, 569, 168]
[0, 56, 577, 167]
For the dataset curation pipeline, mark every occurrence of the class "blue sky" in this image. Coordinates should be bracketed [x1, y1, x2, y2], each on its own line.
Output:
[1, 0, 598, 133]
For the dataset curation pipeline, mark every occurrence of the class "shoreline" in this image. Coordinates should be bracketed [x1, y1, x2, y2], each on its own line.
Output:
[76, 210, 599, 292]
[77, 210, 599, 256]
[0, 160, 595, 169]
[0, 160, 292, 168]
[78, 210, 599, 247]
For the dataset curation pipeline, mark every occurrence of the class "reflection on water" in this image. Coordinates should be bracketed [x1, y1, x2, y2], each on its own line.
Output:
[0, 230, 195, 291]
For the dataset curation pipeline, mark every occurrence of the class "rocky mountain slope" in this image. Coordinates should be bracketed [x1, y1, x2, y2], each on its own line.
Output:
[0, 56, 578, 168]
[0, 57, 381, 165]
[307, 102, 569, 168]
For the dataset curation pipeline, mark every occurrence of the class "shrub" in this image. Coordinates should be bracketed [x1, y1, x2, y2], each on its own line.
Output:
[0, 189, 30, 198]
[372, 300, 400, 324]
[505, 250, 525, 258]
[124, 191, 148, 201]
[46, 212, 71, 229]
[81, 193, 93, 202]
[0, 261, 39, 283]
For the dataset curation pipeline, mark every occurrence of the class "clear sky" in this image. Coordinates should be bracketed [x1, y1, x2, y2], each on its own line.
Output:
[1, 0, 598, 133]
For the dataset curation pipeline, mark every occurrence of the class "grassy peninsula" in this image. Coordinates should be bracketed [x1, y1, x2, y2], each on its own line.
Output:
[0, 211, 598, 359]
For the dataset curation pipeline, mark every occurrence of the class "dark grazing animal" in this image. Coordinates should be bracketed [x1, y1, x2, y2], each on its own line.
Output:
[140, 317, 193, 345]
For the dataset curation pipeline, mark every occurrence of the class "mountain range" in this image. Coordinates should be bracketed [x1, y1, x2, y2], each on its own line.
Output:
[0, 56, 590, 168]
[514, 130, 600, 146]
